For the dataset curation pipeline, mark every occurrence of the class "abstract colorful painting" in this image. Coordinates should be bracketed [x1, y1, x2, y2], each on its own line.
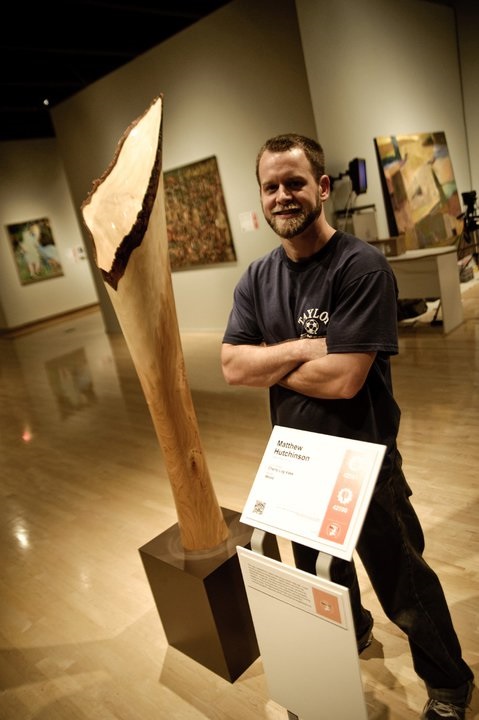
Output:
[163, 156, 236, 271]
[374, 132, 462, 250]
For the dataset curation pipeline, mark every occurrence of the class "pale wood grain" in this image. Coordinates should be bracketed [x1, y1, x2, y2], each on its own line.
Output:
[81, 95, 228, 551]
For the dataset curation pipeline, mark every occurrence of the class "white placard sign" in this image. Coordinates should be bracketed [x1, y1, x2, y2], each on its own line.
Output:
[241, 425, 386, 560]
[236, 547, 369, 719]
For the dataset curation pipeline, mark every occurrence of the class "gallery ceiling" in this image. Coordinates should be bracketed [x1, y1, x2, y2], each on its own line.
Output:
[1, 0, 231, 142]
[1, 0, 459, 143]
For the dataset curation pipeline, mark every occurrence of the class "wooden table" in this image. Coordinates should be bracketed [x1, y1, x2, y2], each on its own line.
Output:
[387, 246, 463, 334]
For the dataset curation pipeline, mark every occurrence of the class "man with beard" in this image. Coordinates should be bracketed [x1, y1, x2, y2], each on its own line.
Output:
[221, 134, 473, 719]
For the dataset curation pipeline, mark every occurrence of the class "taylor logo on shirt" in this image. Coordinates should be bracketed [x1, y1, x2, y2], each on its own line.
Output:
[298, 307, 329, 337]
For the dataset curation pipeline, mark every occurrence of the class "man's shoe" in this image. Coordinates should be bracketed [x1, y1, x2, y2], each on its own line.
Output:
[421, 698, 466, 719]
[421, 682, 473, 720]
[357, 615, 374, 654]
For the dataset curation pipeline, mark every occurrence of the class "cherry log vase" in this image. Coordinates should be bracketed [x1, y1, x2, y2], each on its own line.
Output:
[81, 95, 258, 681]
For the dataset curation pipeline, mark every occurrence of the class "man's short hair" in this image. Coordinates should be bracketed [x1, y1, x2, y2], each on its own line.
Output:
[256, 133, 325, 183]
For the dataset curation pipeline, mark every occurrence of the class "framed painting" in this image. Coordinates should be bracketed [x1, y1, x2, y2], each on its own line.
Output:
[374, 132, 462, 250]
[6, 217, 64, 285]
[163, 156, 236, 271]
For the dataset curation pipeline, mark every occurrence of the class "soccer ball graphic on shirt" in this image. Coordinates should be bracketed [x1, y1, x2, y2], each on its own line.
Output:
[304, 318, 319, 335]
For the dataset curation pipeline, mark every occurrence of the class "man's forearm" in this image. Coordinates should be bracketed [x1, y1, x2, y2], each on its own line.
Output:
[221, 341, 302, 387]
[221, 338, 327, 387]
[280, 351, 376, 399]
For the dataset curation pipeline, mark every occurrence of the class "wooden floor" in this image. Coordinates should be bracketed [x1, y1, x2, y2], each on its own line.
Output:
[1, 278, 478, 720]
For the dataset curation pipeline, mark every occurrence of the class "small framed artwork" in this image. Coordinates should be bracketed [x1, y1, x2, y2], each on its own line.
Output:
[6, 217, 64, 285]
[163, 156, 236, 271]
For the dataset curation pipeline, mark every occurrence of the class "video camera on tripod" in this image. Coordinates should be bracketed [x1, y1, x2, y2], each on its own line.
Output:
[456, 190, 479, 265]
[461, 190, 478, 229]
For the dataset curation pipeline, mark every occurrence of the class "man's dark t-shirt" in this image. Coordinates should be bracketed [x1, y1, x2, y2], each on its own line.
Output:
[223, 230, 401, 483]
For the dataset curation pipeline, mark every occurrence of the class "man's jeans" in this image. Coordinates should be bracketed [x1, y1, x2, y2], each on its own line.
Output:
[292, 452, 474, 703]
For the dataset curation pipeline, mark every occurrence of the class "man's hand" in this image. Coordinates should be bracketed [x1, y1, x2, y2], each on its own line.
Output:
[297, 336, 328, 362]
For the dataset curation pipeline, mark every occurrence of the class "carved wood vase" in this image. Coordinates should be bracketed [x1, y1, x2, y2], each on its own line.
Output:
[81, 95, 229, 551]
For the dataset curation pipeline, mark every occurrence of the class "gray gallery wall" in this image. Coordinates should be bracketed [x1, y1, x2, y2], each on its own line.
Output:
[0, 139, 98, 329]
[297, 0, 475, 234]
[52, 0, 316, 334]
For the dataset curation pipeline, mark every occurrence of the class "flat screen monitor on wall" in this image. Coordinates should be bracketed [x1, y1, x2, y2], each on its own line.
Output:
[348, 158, 367, 195]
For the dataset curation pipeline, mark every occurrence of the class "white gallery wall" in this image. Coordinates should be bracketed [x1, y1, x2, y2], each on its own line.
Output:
[0, 0, 477, 333]
[51, 0, 316, 334]
[0, 140, 98, 330]
[455, 0, 479, 193]
[296, 0, 475, 238]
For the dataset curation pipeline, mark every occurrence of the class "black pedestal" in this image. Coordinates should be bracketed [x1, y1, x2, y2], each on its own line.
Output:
[138, 507, 260, 682]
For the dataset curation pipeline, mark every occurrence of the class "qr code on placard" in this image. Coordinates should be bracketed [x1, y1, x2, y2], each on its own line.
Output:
[253, 499, 266, 515]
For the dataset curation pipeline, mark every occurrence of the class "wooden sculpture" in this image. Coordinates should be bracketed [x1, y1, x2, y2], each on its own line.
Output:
[81, 95, 229, 551]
